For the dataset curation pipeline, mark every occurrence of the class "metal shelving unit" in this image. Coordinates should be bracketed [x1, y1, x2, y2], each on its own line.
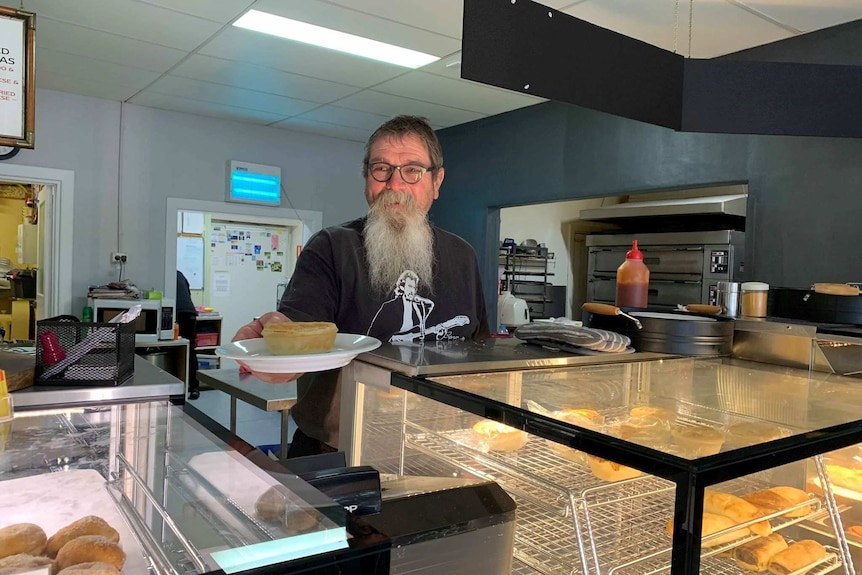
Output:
[500, 245, 556, 319]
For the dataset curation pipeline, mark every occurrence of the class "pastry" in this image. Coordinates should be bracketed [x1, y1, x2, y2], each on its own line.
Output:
[471, 420, 529, 452]
[261, 321, 337, 355]
[671, 424, 725, 457]
[283, 507, 319, 534]
[767, 539, 827, 575]
[0, 524, 47, 559]
[47, 516, 120, 558]
[629, 405, 676, 424]
[619, 416, 671, 445]
[586, 455, 642, 482]
[733, 534, 788, 572]
[665, 512, 749, 547]
[55, 536, 125, 572]
[56, 562, 122, 575]
[0, 553, 55, 575]
[704, 490, 771, 536]
[255, 486, 288, 522]
[742, 486, 813, 518]
[825, 464, 862, 493]
[725, 422, 788, 449]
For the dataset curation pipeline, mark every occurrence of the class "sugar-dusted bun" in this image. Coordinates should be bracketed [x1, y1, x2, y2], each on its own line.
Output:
[586, 455, 642, 482]
[472, 420, 529, 452]
[56, 562, 121, 575]
[47, 516, 120, 558]
[261, 321, 337, 355]
[671, 424, 725, 457]
[55, 536, 125, 572]
[0, 553, 55, 575]
[0, 524, 47, 559]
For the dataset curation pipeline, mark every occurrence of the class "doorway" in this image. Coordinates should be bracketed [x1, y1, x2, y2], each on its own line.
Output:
[0, 165, 74, 325]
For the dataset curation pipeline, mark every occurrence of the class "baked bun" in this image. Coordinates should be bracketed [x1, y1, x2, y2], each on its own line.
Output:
[629, 406, 676, 424]
[619, 416, 671, 445]
[733, 533, 788, 571]
[471, 420, 529, 452]
[767, 539, 826, 575]
[47, 517, 120, 558]
[0, 553, 55, 575]
[55, 536, 125, 572]
[665, 512, 749, 547]
[0, 524, 47, 559]
[726, 422, 787, 449]
[255, 486, 288, 522]
[586, 455, 642, 482]
[56, 562, 121, 575]
[670, 424, 725, 457]
[255, 486, 318, 533]
[743, 486, 813, 518]
[261, 321, 337, 355]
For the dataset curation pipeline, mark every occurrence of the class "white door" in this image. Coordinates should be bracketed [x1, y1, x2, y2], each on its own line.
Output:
[35, 185, 55, 320]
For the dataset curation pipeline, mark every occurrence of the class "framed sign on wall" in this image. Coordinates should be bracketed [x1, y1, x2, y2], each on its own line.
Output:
[0, 6, 34, 149]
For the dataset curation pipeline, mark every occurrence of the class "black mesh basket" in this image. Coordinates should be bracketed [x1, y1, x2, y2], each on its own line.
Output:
[35, 319, 136, 387]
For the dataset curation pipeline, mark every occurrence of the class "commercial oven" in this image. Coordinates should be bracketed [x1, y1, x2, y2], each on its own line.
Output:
[586, 230, 744, 309]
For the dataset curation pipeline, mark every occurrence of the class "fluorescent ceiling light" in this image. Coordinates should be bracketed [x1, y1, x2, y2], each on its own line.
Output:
[234, 9, 440, 69]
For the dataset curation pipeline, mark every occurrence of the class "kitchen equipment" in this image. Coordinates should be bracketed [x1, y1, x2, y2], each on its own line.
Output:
[716, 281, 741, 317]
[585, 308, 735, 355]
[740, 282, 769, 317]
[679, 304, 723, 315]
[582, 302, 643, 329]
[813, 283, 861, 296]
[498, 291, 530, 327]
[586, 231, 744, 309]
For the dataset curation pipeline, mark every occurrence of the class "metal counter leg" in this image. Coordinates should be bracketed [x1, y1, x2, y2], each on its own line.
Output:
[230, 396, 237, 435]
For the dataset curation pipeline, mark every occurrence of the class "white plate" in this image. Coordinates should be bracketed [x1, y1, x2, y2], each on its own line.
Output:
[216, 334, 382, 374]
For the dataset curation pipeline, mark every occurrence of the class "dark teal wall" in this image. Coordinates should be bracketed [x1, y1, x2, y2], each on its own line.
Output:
[432, 101, 862, 318]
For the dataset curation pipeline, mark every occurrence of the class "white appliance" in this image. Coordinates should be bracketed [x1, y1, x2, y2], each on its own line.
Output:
[498, 291, 531, 328]
[89, 298, 176, 343]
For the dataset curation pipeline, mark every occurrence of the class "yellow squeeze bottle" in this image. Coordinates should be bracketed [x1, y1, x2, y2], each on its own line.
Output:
[0, 369, 10, 419]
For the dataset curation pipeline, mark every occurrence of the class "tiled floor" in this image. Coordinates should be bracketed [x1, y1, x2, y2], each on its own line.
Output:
[189, 388, 296, 455]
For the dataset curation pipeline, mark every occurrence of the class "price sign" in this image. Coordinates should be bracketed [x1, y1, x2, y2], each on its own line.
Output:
[0, 6, 34, 148]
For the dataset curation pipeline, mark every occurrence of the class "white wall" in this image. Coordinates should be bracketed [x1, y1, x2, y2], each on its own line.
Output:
[4, 89, 369, 314]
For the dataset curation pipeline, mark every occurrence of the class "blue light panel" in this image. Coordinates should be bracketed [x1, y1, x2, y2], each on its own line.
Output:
[229, 171, 281, 206]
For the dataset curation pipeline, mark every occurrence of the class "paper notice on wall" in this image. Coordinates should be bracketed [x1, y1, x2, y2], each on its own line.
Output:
[213, 271, 230, 297]
[271, 234, 279, 250]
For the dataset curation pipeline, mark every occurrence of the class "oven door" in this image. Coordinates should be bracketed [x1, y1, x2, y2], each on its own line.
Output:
[588, 275, 704, 309]
[589, 246, 705, 275]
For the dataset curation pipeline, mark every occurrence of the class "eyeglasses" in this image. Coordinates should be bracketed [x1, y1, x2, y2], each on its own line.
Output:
[366, 162, 435, 184]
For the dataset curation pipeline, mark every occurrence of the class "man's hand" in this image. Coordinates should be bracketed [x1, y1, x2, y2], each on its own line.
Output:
[232, 311, 303, 383]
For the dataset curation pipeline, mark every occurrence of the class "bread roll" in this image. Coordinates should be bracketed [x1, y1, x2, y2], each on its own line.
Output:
[704, 490, 771, 536]
[0, 553, 55, 575]
[471, 420, 529, 452]
[630, 406, 676, 424]
[56, 562, 121, 575]
[619, 416, 670, 445]
[261, 321, 337, 355]
[665, 512, 749, 547]
[55, 536, 125, 572]
[725, 422, 787, 449]
[743, 486, 812, 518]
[767, 539, 827, 575]
[733, 534, 788, 572]
[671, 424, 725, 457]
[47, 517, 120, 558]
[0, 524, 47, 559]
[255, 486, 288, 522]
[587, 456, 642, 482]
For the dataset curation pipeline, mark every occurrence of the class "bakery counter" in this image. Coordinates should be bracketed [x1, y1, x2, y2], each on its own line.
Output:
[0, 399, 389, 575]
[345, 345, 862, 575]
[10, 356, 185, 410]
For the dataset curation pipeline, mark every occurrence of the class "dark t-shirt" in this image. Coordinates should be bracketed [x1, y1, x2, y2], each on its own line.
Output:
[280, 217, 489, 445]
[175, 271, 197, 316]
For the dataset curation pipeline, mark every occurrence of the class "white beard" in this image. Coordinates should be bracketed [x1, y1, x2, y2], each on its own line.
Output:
[365, 191, 435, 296]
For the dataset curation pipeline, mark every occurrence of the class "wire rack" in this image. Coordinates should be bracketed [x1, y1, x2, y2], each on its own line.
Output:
[405, 425, 838, 575]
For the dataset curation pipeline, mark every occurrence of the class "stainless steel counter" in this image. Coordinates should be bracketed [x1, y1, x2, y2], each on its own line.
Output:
[11, 356, 185, 410]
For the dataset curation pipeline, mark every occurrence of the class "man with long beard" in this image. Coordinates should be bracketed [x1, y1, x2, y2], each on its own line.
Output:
[233, 115, 489, 457]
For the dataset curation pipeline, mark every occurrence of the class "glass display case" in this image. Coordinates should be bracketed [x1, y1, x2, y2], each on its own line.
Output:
[353, 350, 862, 575]
[0, 401, 388, 575]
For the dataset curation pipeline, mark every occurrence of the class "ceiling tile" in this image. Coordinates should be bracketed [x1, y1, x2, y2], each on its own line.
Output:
[563, 0, 685, 54]
[335, 91, 486, 127]
[146, 76, 319, 117]
[270, 117, 372, 142]
[36, 18, 187, 72]
[295, 106, 391, 131]
[686, 1, 793, 57]
[36, 69, 142, 102]
[134, 0, 253, 23]
[129, 92, 286, 125]
[170, 55, 360, 104]
[374, 71, 545, 115]
[23, 0, 222, 51]
[200, 27, 408, 87]
[741, 0, 862, 33]
[418, 52, 467, 80]
[36, 48, 161, 93]
[252, 0, 460, 55]
[313, 0, 466, 40]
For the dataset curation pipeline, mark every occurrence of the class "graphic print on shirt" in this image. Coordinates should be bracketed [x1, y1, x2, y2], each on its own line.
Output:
[368, 270, 469, 342]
